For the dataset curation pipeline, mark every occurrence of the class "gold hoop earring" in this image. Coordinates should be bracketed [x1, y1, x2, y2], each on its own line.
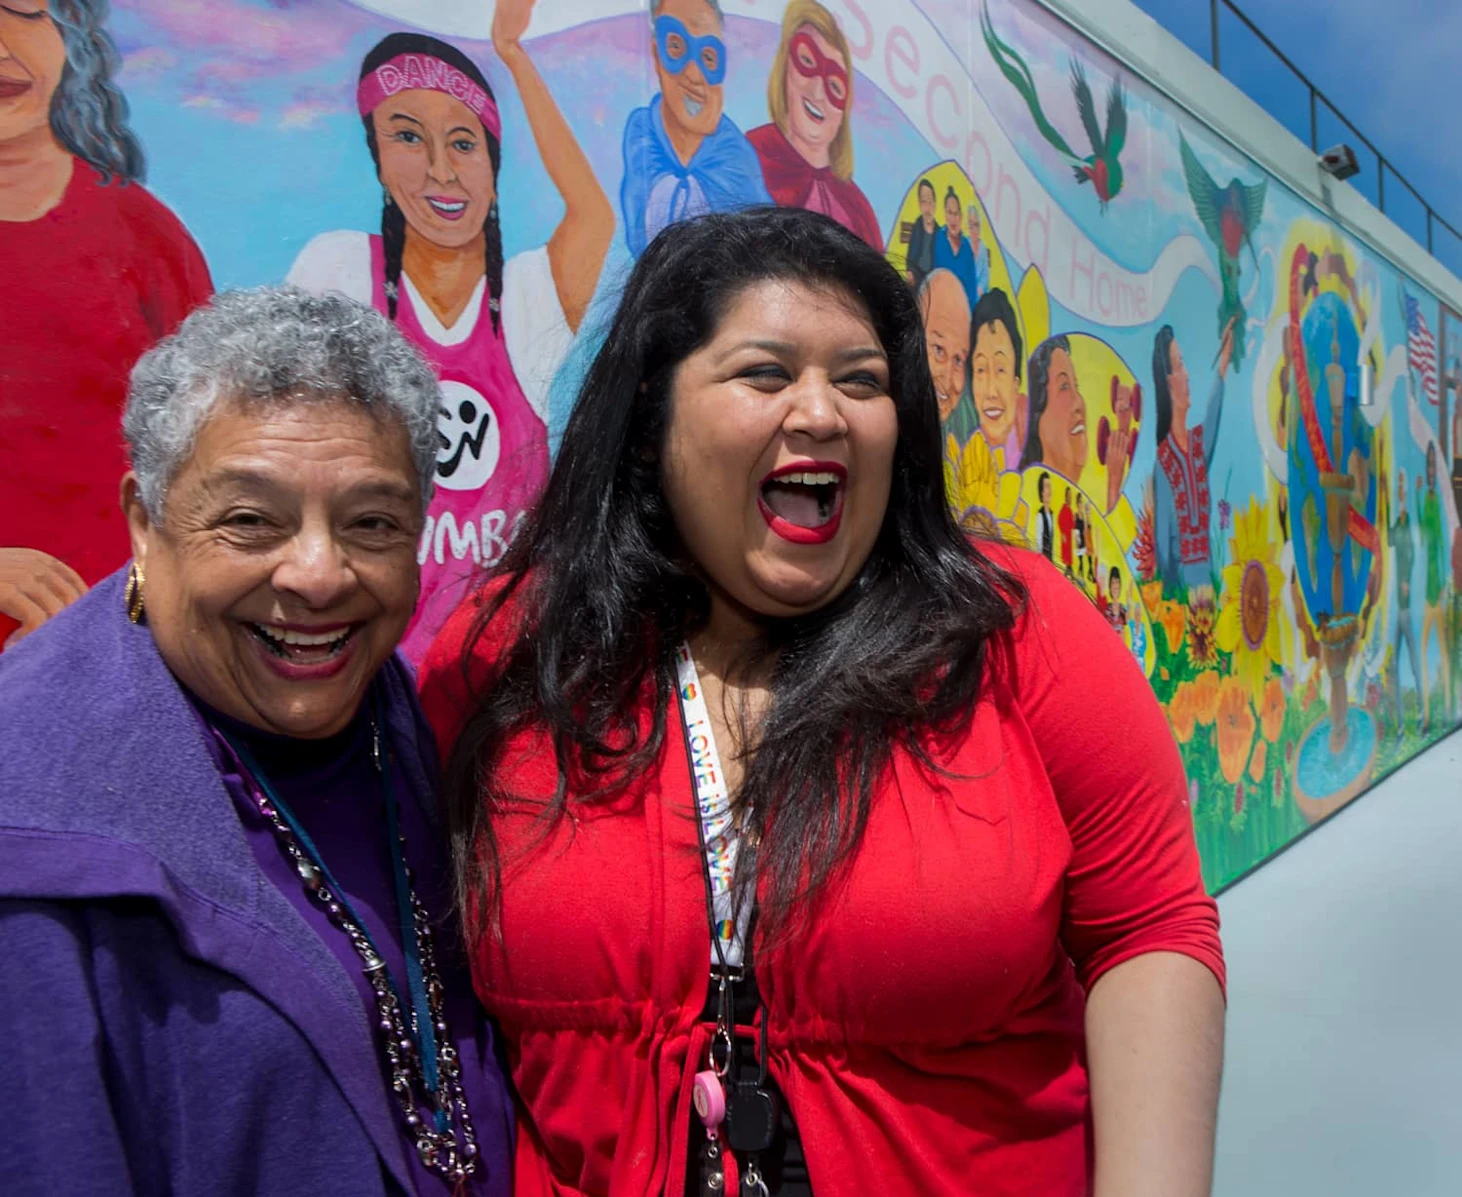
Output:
[125, 561, 146, 625]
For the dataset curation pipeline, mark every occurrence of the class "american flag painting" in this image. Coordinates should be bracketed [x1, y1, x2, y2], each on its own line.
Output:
[1404, 291, 1439, 405]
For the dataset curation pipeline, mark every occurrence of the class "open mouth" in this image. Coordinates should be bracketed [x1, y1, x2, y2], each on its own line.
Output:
[683, 94, 705, 118]
[757, 462, 846, 545]
[982, 404, 1006, 421]
[801, 97, 825, 123]
[246, 622, 360, 667]
[1071, 419, 1086, 437]
[0, 78, 31, 100]
[425, 196, 467, 220]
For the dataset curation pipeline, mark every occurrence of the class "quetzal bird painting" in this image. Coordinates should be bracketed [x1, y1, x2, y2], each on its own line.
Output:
[981, 2, 1129, 211]
[1178, 132, 1268, 371]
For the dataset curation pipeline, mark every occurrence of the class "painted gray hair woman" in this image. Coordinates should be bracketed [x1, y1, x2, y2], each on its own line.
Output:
[0, 288, 512, 1196]
[0, 0, 212, 652]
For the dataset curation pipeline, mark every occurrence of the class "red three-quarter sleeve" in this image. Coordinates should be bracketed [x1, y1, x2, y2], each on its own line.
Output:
[1000, 550, 1226, 997]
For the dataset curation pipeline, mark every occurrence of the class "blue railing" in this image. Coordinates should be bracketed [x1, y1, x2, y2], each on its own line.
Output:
[1203, 0, 1460, 271]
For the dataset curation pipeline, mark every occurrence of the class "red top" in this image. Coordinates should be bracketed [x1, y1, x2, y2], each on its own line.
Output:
[0, 158, 212, 639]
[420, 549, 1223, 1197]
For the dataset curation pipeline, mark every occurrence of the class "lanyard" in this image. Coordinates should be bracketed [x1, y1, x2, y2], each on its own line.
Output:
[215, 691, 443, 1107]
[674, 642, 753, 971]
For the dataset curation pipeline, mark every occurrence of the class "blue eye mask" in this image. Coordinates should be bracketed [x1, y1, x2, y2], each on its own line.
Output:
[653, 14, 727, 87]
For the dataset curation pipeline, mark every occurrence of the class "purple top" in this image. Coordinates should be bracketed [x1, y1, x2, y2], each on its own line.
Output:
[197, 695, 498, 1197]
[0, 569, 514, 1196]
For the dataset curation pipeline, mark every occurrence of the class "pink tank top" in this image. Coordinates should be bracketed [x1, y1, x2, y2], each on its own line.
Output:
[369, 236, 549, 665]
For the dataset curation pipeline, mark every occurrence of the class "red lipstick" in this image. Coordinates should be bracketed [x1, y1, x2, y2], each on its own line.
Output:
[757, 460, 847, 546]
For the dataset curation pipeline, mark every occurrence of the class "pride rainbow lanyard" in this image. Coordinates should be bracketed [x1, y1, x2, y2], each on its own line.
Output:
[674, 641, 752, 970]
[674, 642, 778, 1196]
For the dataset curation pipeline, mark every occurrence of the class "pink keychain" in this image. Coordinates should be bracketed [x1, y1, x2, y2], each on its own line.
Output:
[693, 1070, 726, 1128]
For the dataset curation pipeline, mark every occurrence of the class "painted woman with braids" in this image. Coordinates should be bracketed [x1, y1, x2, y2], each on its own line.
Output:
[289, 0, 613, 664]
[0, 0, 212, 650]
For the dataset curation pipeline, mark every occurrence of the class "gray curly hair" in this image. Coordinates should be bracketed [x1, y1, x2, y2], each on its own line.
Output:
[48, 0, 146, 183]
[124, 287, 441, 519]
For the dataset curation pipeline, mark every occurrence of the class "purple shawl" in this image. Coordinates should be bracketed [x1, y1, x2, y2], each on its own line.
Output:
[0, 569, 513, 1196]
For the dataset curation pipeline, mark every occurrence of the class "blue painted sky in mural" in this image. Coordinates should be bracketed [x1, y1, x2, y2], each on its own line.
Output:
[1131, 0, 1462, 280]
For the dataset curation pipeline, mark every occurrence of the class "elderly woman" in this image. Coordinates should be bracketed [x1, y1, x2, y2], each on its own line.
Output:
[0, 289, 512, 1195]
[421, 208, 1225, 1197]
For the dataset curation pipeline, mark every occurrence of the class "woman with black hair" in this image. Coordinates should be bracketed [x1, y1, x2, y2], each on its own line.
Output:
[289, 0, 613, 663]
[421, 207, 1225, 1197]
[1150, 319, 1234, 595]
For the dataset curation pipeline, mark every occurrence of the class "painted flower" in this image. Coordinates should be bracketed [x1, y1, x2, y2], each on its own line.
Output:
[1218, 499, 1232, 532]
[1216, 676, 1257, 785]
[1140, 580, 1164, 618]
[1157, 600, 1187, 654]
[1216, 497, 1288, 705]
[1135, 487, 1157, 582]
[1248, 738, 1267, 783]
[949, 432, 1029, 544]
[1259, 677, 1286, 742]
[1188, 588, 1219, 668]
[1167, 682, 1197, 744]
[1190, 670, 1221, 727]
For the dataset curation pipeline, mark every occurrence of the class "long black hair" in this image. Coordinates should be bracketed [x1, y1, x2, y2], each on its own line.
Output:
[442, 207, 1024, 942]
[359, 33, 504, 332]
[1151, 323, 1178, 445]
[1019, 333, 1071, 469]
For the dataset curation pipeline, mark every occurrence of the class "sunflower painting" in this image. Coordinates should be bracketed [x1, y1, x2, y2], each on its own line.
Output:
[1216, 497, 1289, 705]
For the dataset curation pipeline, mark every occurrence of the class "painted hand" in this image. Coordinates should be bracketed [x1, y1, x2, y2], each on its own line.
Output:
[1217, 316, 1237, 378]
[492, 0, 536, 55]
[0, 547, 88, 649]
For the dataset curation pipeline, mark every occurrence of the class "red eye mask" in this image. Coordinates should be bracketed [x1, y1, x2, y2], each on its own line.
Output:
[788, 31, 848, 111]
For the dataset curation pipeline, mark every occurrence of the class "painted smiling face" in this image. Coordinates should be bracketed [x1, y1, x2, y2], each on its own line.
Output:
[972, 317, 1018, 448]
[373, 87, 495, 251]
[944, 193, 962, 240]
[125, 401, 423, 740]
[783, 24, 848, 164]
[919, 269, 970, 422]
[0, 0, 65, 146]
[652, 0, 725, 141]
[660, 278, 897, 619]
[1038, 346, 1088, 481]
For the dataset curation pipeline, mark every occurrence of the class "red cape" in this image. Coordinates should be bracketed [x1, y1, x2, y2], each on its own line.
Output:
[747, 123, 884, 251]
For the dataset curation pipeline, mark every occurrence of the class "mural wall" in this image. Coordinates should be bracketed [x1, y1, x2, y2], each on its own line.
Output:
[3, 0, 1460, 888]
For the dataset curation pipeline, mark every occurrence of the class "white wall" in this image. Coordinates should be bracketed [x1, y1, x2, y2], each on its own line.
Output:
[1213, 731, 1462, 1197]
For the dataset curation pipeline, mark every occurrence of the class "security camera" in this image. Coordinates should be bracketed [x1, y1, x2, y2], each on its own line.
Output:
[1318, 144, 1360, 181]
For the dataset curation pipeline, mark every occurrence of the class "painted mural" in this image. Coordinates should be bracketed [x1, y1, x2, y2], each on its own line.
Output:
[2, 0, 1459, 888]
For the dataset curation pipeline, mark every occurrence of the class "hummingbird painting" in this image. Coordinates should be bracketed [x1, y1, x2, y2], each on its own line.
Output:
[1178, 132, 1268, 371]
[981, 2, 1129, 211]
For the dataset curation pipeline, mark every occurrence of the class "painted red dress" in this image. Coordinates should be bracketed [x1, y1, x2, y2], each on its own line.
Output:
[746, 123, 883, 250]
[420, 549, 1224, 1197]
[0, 158, 212, 645]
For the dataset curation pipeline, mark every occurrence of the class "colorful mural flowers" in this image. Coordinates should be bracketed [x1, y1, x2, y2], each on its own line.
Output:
[1216, 675, 1257, 785]
[945, 433, 1029, 543]
[1216, 496, 1288, 705]
[1259, 677, 1286, 742]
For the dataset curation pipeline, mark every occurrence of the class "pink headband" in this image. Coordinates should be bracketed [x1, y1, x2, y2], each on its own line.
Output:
[356, 53, 501, 140]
